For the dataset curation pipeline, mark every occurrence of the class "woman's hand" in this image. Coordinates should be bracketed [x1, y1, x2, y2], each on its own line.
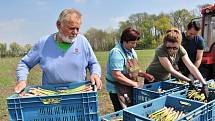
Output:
[138, 72, 155, 82]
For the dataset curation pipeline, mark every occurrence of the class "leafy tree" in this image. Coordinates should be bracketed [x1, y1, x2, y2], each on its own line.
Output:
[24, 44, 32, 53]
[9, 42, 21, 57]
[117, 21, 132, 40]
[84, 28, 116, 51]
[154, 13, 172, 46]
[170, 9, 193, 31]
[0, 42, 7, 57]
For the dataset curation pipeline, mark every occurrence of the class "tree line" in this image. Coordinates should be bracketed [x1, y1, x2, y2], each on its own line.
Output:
[85, 4, 210, 51]
[0, 42, 32, 57]
[0, 4, 211, 57]
[85, 9, 198, 51]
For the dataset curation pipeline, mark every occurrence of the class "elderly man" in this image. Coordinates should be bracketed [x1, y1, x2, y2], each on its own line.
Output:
[15, 8, 102, 93]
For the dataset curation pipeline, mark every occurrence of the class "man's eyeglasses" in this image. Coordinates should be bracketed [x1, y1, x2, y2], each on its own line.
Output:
[166, 46, 179, 50]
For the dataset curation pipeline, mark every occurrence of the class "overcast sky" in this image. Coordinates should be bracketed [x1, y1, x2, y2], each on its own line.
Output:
[0, 0, 214, 45]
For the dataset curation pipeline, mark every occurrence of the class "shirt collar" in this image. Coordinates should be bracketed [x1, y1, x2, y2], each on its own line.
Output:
[119, 42, 133, 56]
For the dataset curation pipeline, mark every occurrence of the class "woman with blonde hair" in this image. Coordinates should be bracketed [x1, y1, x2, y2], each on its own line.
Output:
[145, 27, 208, 98]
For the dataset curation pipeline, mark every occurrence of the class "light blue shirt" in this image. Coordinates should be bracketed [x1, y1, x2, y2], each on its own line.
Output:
[16, 33, 101, 85]
[105, 43, 137, 93]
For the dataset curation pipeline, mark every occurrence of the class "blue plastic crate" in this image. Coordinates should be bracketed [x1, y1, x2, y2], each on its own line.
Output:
[100, 110, 123, 121]
[124, 95, 207, 121]
[7, 81, 99, 121]
[207, 93, 215, 121]
[172, 87, 215, 121]
[198, 79, 215, 89]
[133, 81, 186, 104]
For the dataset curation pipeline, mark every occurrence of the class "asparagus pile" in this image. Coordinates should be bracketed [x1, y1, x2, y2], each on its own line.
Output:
[209, 81, 215, 88]
[172, 80, 188, 84]
[21, 83, 92, 97]
[148, 107, 186, 121]
[187, 90, 206, 102]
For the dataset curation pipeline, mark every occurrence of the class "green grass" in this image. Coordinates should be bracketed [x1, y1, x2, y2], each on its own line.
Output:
[0, 49, 154, 120]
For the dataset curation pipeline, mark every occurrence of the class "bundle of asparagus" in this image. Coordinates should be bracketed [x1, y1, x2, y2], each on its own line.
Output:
[148, 107, 186, 121]
[172, 80, 188, 84]
[58, 83, 92, 94]
[22, 83, 93, 97]
[25, 87, 57, 96]
[209, 81, 215, 88]
[187, 90, 206, 102]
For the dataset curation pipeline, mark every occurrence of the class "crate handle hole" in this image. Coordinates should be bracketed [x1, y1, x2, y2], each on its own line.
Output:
[180, 91, 186, 95]
[143, 103, 152, 108]
[146, 85, 152, 88]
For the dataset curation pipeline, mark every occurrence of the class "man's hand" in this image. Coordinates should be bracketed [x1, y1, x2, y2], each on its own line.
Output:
[14, 81, 27, 96]
[201, 83, 209, 99]
[138, 72, 154, 82]
[90, 74, 102, 90]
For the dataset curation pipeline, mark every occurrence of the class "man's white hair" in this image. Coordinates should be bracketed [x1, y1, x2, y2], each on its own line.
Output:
[57, 8, 82, 23]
